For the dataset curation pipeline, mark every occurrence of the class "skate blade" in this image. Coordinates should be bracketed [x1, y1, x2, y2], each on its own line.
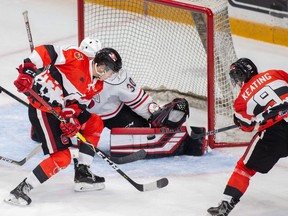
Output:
[74, 182, 105, 192]
[3, 194, 29, 206]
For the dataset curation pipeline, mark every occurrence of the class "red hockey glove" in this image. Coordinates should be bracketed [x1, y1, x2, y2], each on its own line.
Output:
[14, 62, 37, 93]
[60, 108, 81, 138]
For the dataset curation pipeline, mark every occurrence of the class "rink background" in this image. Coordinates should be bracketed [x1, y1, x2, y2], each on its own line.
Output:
[0, 0, 288, 216]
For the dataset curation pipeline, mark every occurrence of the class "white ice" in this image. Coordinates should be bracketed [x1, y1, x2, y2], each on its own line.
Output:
[0, 1, 288, 216]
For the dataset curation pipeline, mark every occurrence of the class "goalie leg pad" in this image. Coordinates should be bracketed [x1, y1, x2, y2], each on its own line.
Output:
[111, 126, 190, 158]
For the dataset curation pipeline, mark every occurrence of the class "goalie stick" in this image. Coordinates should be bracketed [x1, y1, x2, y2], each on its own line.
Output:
[108, 149, 146, 164]
[0, 144, 41, 166]
[191, 125, 239, 139]
[27, 88, 168, 191]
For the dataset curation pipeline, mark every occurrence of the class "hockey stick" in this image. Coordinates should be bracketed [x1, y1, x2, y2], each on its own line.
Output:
[27, 88, 168, 191]
[191, 103, 288, 139]
[22, 10, 34, 52]
[191, 125, 239, 139]
[0, 144, 41, 166]
[0, 86, 29, 107]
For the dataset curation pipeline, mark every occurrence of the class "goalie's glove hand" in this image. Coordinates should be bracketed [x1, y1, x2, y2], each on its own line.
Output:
[149, 98, 189, 129]
[60, 108, 81, 138]
[14, 62, 37, 93]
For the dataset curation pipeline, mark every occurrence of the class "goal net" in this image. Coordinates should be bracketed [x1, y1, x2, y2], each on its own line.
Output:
[77, 0, 252, 148]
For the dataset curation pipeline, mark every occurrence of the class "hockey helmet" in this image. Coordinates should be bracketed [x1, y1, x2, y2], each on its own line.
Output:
[79, 37, 102, 58]
[94, 48, 122, 72]
[229, 58, 258, 86]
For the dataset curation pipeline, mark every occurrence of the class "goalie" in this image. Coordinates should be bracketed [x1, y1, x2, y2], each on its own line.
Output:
[81, 38, 206, 158]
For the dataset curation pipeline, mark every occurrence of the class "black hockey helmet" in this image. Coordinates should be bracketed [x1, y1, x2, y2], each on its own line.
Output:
[229, 58, 258, 86]
[93, 48, 122, 72]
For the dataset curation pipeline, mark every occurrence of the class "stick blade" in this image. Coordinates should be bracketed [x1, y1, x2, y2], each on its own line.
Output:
[141, 178, 169, 192]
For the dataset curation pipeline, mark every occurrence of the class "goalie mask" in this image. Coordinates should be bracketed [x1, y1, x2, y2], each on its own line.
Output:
[149, 98, 189, 129]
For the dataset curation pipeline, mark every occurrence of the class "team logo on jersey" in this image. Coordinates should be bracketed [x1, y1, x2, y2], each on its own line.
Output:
[74, 52, 84, 60]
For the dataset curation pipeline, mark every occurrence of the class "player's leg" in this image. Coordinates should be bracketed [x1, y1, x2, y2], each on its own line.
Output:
[74, 111, 105, 191]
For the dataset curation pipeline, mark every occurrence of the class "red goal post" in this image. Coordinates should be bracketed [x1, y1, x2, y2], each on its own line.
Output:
[77, 0, 251, 148]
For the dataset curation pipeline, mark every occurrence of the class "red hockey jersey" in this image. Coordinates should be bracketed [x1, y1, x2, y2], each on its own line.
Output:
[234, 69, 288, 132]
[26, 45, 103, 112]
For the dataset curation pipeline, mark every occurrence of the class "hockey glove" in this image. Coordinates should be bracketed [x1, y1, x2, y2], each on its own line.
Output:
[233, 114, 255, 132]
[149, 98, 189, 129]
[14, 62, 37, 93]
[60, 108, 81, 138]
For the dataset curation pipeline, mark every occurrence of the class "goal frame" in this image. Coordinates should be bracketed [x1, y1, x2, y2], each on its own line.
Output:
[77, 0, 249, 149]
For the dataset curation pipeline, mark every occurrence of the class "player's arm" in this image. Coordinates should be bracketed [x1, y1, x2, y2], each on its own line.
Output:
[24, 45, 73, 68]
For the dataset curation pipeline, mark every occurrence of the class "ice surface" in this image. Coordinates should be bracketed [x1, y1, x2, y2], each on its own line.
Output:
[0, 1, 288, 216]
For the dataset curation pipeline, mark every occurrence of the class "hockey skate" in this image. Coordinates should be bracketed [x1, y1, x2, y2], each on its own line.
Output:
[4, 178, 33, 206]
[74, 162, 105, 192]
[207, 198, 239, 216]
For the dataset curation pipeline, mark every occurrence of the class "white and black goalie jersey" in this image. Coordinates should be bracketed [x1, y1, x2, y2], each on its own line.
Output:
[88, 69, 153, 120]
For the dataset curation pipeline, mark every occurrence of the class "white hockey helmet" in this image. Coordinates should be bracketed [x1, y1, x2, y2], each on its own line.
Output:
[79, 37, 102, 58]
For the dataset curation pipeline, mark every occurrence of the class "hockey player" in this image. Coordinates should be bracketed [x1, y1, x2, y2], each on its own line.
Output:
[30, 37, 102, 142]
[207, 58, 288, 215]
[4, 45, 121, 206]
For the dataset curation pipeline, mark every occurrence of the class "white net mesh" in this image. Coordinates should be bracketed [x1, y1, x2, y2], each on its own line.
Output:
[80, 0, 251, 146]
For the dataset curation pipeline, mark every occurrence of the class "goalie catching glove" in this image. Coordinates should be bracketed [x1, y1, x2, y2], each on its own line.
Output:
[149, 98, 189, 129]
[14, 62, 37, 93]
[60, 107, 81, 138]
